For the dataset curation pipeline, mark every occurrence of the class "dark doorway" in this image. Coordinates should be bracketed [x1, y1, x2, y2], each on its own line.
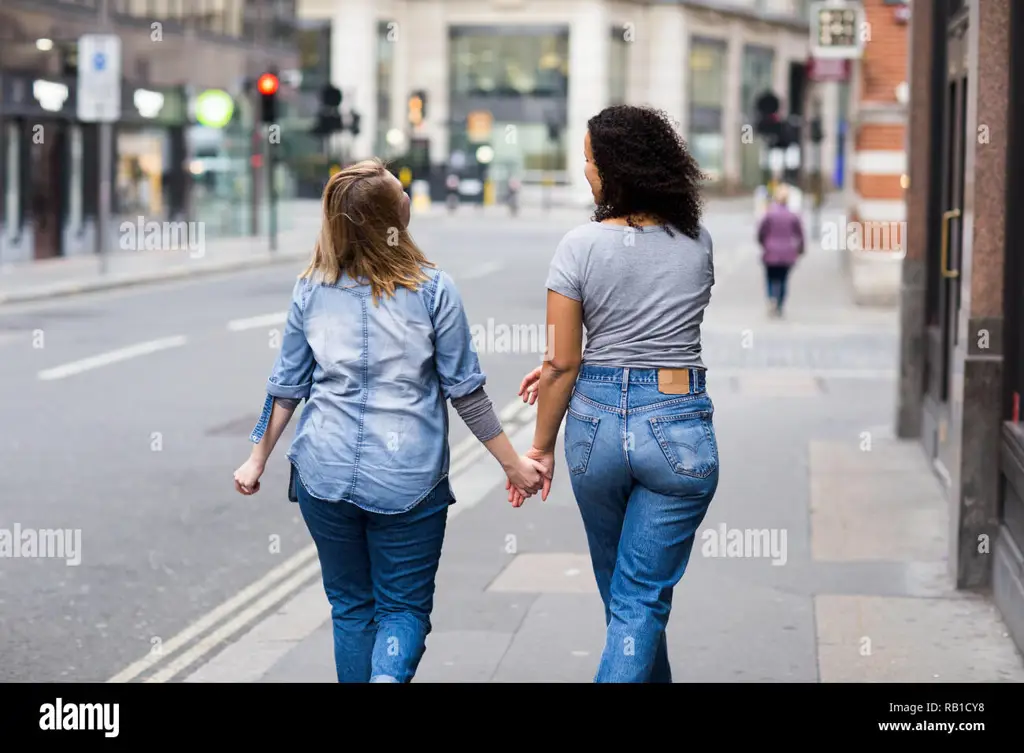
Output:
[788, 61, 807, 118]
[922, 1, 969, 475]
[28, 121, 65, 259]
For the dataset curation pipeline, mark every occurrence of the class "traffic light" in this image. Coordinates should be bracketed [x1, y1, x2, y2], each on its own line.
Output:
[314, 84, 343, 135]
[258, 72, 279, 123]
[408, 90, 426, 125]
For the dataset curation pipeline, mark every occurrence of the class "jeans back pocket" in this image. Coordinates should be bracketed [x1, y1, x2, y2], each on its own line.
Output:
[648, 410, 717, 478]
[565, 407, 600, 475]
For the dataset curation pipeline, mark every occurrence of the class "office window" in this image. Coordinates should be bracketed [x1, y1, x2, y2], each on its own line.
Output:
[376, 21, 395, 157]
[297, 20, 330, 91]
[449, 27, 569, 98]
[609, 26, 628, 105]
[689, 37, 727, 180]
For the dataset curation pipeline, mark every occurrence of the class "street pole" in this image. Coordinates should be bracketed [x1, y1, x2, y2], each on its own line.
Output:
[183, 13, 196, 226]
[268, 123, 277, 252]
[96, 0, 112, 275]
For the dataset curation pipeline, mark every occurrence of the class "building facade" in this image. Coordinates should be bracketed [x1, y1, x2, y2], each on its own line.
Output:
[897, 0, 1024, 655]
[846, 0, 910, 234]
[297, 0, 848, 203]
[0, 0, 300, 264]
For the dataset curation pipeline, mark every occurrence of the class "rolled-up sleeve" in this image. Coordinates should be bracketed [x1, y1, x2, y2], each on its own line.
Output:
[430, 270, 486, 400]
[250, 279, 315, 443]
[266, 278, 315, 400]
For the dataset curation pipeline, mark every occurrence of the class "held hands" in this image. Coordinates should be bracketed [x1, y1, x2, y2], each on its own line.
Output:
[504, 455, 548, 508]
[234, 456, 265, 495]
[506, 446, 554, 507]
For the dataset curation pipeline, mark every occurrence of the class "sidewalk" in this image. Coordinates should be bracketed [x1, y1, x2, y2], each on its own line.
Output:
[0, 201, 322, 306]
[178, 233, 1024, 683]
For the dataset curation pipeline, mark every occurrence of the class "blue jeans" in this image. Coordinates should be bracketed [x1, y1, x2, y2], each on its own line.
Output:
[765, 264, 791, 310]
[564, 365, 719, 682]
[296, 472, 451, 682]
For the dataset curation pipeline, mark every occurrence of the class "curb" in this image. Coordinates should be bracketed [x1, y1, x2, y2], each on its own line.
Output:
[0, 249, 310, 306]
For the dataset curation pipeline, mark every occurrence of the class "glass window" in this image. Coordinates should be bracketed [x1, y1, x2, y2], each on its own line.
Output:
[690, 39, 726, 107]
[740, 45, 775, 186]
[376, 21, 395, 157]
[450, 121, 565, 174]
[689, 38, 727, 180]
[449, 28, 569, 98]
[297, 21, 331, 92]
[609, 27, 628, 105]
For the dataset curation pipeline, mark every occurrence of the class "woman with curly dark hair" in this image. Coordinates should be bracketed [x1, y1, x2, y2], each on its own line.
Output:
[511, 105, 719, 683]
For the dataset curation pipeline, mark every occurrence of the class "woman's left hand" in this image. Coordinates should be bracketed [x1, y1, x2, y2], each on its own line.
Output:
[234, 457, 266, 495]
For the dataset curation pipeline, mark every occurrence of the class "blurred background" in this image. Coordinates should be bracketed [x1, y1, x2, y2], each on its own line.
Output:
[3, 0, 1024, 686]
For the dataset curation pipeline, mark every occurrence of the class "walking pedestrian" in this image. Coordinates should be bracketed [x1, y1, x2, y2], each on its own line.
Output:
[512, 105, 719, 682]
[232, 158, 547, 683]
[757, 183, 804, 318]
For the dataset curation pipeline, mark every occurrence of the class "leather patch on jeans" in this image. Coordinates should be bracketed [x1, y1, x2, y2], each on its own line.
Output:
[657, 368, 690, 395]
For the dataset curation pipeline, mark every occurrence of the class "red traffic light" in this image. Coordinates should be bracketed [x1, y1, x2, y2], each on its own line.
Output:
[257, 73, 279, 96]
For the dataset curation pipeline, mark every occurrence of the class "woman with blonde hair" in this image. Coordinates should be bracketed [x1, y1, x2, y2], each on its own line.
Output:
[232, 158, 547, 683]
[757, 182, 804, 317]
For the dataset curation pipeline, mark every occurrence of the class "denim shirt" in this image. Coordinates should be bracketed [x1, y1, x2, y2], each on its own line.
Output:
[249, 265, 485, 513]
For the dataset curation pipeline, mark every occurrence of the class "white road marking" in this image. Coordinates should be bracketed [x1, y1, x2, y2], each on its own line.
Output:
[227, 312, 287, 331]
[145, 560, 323, 683]
[106, 545, 320, 683]
[449, 400, 535, 478]
[108, 395, 529, 683]
[37, 336, 188, 381]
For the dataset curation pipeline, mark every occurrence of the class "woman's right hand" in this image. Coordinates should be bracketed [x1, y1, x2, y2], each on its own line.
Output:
[518, 366, 542, 404]
[234, 456, 266, 495]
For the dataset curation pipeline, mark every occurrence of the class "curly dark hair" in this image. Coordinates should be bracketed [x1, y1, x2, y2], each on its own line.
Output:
[587, 105, 706, 239]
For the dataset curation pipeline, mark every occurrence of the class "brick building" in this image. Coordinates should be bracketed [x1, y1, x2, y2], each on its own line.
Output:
[842, 0, 911, 303]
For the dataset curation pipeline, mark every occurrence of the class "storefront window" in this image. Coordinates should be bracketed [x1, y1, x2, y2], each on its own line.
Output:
[447, 27, 569, 179]
[376, 21, 395, 158]
[740, 45, 774, 187]
[609, 27, 628, 105]
[450, 27, 568, 98]
[689, 37, 727, 181]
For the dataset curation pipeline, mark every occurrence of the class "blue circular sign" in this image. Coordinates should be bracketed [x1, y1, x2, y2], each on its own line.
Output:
[93, 52, 106, 71]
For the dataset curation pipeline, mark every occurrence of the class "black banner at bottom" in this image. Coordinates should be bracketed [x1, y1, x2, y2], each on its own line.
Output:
[0, 682, 1003, 743]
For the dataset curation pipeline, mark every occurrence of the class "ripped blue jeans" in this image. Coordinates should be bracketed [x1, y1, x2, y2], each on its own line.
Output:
[295, 471, 451, 682]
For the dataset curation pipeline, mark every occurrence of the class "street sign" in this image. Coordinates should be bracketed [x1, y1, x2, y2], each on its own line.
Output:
[809, 1, 865, 60]
[77, 34, 121, 121]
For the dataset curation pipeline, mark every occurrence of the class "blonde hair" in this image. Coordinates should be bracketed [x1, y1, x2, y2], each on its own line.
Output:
[301, 158, 433, 304]
[773, 183, 790, 205]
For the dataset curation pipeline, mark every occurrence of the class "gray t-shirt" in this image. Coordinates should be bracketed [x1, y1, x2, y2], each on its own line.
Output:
[545, 221, 714, 370]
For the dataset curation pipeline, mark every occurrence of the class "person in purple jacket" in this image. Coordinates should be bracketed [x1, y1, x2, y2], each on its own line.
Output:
[757, 183, 804, 317]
